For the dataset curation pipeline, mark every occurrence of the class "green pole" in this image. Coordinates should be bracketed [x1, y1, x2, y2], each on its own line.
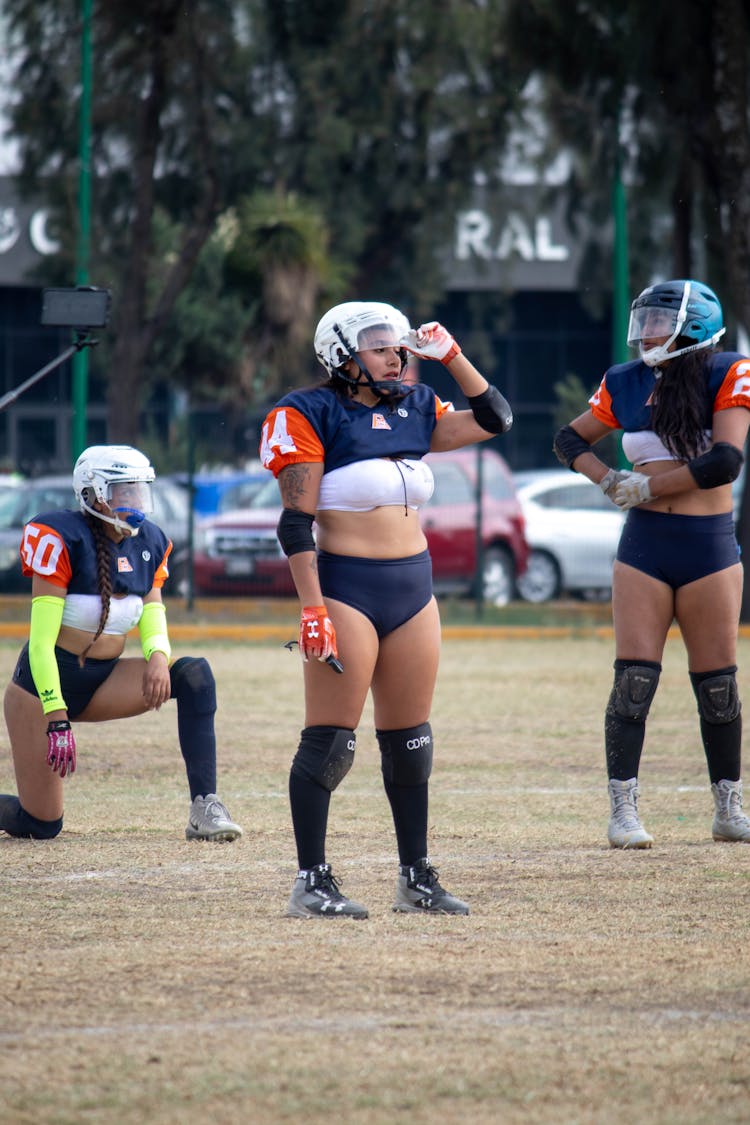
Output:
[72, 0, 93, 458]
[612, 141, 630, 466]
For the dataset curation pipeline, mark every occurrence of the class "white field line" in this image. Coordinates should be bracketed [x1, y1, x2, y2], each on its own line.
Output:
[0, 1005, 745, 1048]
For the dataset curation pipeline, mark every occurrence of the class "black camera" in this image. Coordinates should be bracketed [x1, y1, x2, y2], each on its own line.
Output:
[41, 286, 111, 330]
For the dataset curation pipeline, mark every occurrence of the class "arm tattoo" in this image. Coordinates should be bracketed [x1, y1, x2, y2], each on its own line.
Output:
[280, 463, 313, 508]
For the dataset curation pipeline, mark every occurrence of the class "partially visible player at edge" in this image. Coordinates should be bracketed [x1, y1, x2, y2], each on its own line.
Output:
[554, 279, 750, 848]
[0, 444, 242, 843]
[260, 301, 513, 918]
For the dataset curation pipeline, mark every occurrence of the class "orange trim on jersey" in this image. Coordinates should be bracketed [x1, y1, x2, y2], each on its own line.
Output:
[714, 358, 750, 412]
[260, 406, 326, 477]
[435, 395, 454, 420]
[588, 377, 618, 428]
[20, 522, 73, 588]
[151, 541, 173, 589]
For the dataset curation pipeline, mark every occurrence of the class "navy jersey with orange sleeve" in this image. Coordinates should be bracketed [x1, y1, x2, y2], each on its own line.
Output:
[19, 509, 172, 594]
[589, 352, 750, 432]
[259, 384, 454, 477]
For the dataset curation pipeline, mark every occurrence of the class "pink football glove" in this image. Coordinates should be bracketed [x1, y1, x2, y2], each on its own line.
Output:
[299, 605, 338, 663]
[400, 321, 462, 365]
[46, 721, 76, 777]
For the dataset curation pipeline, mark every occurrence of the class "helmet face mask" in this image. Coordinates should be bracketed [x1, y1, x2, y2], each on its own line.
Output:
[314, 301, 413, 400]
[73, 445, 155, 535]
[627, 279, 726, 367]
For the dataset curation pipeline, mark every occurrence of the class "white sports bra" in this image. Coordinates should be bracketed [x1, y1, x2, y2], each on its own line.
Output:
[61, 593, 144, 635]
[317, 458, 435, 512]
[621, 428, 711, 465]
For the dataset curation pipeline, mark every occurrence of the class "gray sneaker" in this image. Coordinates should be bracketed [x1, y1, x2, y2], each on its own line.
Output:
[287, 863, 369, 919]
[607, 777, 653, 849]
[712, 779, 750, 842]
[185, 794, 243, 842]
[393, 858, 469, 915]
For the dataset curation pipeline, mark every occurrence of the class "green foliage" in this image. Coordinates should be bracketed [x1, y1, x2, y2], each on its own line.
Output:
[552, 373, 591, 433]
[5, 0, 525, 437]
[552, 372, 620, 467]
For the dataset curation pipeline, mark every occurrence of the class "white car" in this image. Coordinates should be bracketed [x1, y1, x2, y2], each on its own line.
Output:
[513, 469, 625, 602]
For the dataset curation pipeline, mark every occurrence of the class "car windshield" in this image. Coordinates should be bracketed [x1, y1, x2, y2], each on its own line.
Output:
[0, 484, 75, 529]
[218, 478, 270, 512]
[248, 476, 282, 508]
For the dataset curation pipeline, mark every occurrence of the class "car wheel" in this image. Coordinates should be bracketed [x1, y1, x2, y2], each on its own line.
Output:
[516, 549, 561, 603]
[481, 545, 516, 607]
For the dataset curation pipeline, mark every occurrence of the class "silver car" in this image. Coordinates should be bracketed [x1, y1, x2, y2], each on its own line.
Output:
[513, 468, 625, 602]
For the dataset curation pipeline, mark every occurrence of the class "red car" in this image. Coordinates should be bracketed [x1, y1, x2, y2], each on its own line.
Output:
[192, 447, 528, 605]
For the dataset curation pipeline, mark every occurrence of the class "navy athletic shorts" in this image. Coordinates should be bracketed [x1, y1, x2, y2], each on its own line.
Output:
[317, 549, 433, 638]
[616, 508, 740, 589]
[12, 643, 119, 720]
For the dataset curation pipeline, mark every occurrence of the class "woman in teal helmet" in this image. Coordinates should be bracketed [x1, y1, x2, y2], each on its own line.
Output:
[553, 279, 750, 849]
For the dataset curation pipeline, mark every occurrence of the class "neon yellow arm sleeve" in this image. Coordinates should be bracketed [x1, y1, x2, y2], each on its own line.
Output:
[138, 601, 171, 662]
[28, 595, 66, 714]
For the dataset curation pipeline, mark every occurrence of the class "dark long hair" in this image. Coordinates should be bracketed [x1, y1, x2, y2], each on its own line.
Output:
[78, 512, 113, 665]
[649, 344, 713, 461]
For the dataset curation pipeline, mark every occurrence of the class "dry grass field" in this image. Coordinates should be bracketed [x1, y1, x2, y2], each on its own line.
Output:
[2, 631, 750, 1124]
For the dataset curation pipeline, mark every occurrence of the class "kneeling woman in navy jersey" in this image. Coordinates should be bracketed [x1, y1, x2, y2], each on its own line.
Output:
[260, 301, 513, 918]
[0, 444, 242, 843]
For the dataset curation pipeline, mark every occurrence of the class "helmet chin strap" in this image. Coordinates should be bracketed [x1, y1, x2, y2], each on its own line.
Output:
[640, 327, 726, 368]
[81, 499, 143, 536]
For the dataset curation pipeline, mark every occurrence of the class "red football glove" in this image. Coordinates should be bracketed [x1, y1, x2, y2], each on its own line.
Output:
[400, 321, 461, 365]
[299, 605, 338, 663]
[46, 721, 77, 778]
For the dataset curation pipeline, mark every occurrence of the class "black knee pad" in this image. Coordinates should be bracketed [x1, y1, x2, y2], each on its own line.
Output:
[377, 723, 433, 786]
[170, 656, 216, 715]
[690, 667, 741, 724]
[606, 661, 661, 722]
[291, 726, 356, 792]
[0, 795, 63, 839]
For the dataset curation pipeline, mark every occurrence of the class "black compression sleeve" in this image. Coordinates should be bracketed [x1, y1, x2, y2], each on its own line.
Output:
[277, 508, 315, 556]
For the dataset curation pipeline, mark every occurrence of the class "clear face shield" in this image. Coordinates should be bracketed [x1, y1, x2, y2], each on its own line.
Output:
[627, 302, 685, 368]
[350, 323, 409, 388]
[105, 479, 154, 530]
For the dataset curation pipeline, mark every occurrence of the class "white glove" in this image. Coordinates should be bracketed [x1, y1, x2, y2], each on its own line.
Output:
[611, 471, 653, 510]
[400, 321, 461, 365]
[598, 468, 630, 499]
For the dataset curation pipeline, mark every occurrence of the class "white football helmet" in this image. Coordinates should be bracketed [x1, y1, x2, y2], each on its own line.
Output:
[73, 444, 155, 536]
[313, 301, 412, 399]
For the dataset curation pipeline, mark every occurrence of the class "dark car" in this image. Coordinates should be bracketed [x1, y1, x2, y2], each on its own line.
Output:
[0, 474, 190, 594]
[192, 446, 528, 605]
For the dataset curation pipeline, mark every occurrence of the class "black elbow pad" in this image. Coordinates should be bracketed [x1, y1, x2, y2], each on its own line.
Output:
[687, 442, 744, 489]
[277, 508, 315, 556]
[553, 425, 593, 470]
[467, 385, 513, 434]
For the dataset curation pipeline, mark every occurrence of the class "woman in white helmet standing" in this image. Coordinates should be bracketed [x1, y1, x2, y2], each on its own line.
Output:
[553, 279, 750, 849]
[260, 301, 513, 918]
[0, 444, 242, 843]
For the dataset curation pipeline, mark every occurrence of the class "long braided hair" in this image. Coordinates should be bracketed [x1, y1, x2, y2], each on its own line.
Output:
[78, 504, 114, 666]
[649, 344, 713, 461]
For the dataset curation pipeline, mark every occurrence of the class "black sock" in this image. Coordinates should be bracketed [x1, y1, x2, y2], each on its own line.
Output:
[288, 772, 331, 870]
[382, 779, 428, 866]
